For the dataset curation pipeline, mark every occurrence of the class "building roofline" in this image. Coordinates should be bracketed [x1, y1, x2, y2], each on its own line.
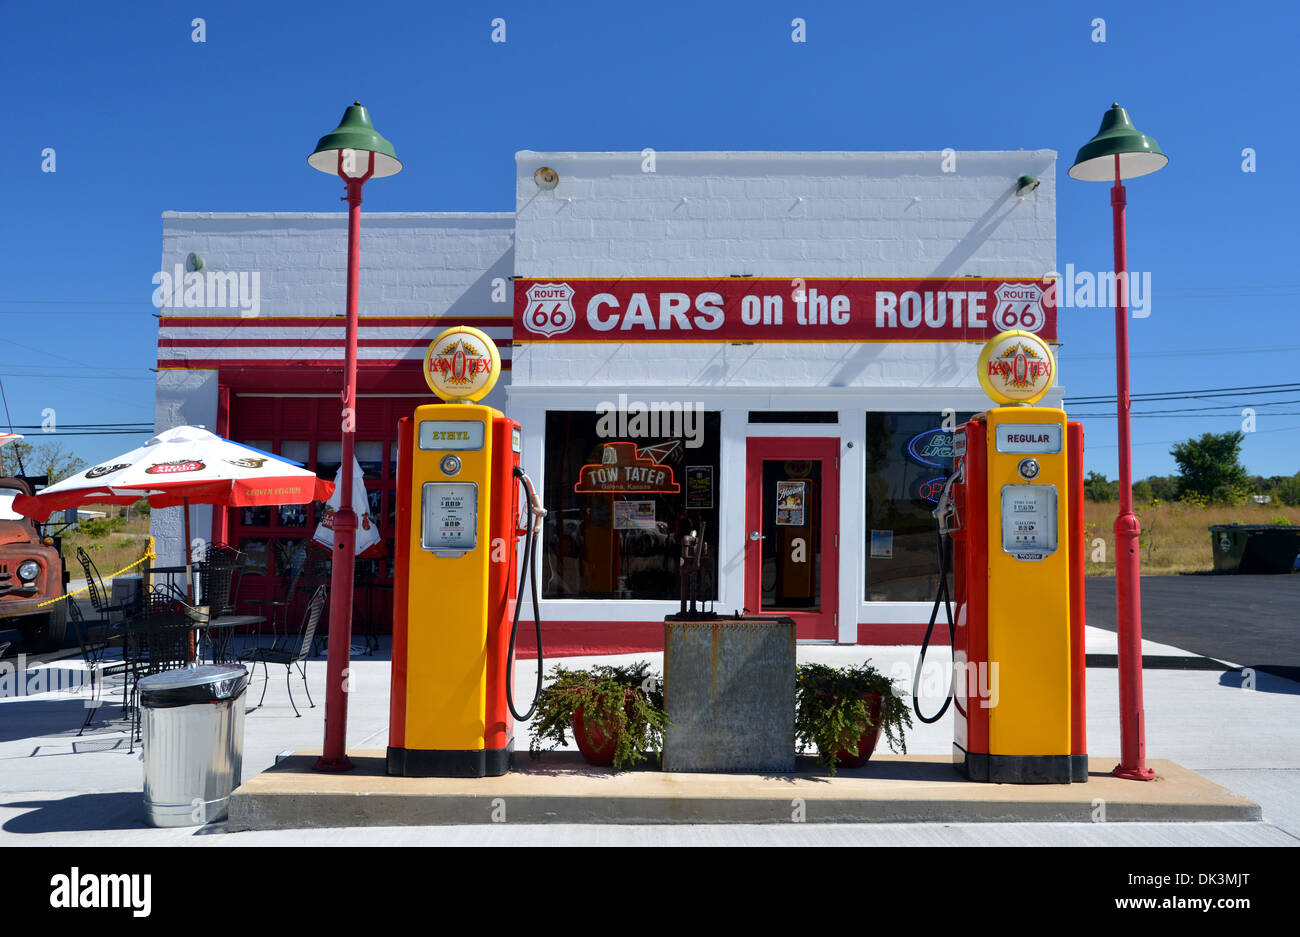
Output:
[160, 211, 515, 221]
[515, 149, 1057, 161]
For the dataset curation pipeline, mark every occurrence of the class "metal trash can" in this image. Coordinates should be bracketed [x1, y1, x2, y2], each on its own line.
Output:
[138, 664, 249, 827]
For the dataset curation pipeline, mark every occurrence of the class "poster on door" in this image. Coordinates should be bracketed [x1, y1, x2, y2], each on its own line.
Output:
[775, 481, 806, 527]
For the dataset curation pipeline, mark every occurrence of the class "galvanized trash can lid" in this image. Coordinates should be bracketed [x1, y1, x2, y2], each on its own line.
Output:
[138, 664, 249, 707]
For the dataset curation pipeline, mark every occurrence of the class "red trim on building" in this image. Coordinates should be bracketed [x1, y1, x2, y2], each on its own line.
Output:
[508, 620, 665, 659]
[856, 622, 953, 646]
[159, 337, 514, 349]
[213, 384, 231, 547]
[505, 619, 945, 659]
[159, 316, 512, 328]
[160, 359, 513, 372]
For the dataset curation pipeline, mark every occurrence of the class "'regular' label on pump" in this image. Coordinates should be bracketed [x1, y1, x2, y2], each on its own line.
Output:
[995, 423, 1062, 453]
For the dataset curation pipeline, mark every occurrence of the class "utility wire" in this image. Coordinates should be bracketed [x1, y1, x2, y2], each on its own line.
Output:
[1066, 383, 1300, 404]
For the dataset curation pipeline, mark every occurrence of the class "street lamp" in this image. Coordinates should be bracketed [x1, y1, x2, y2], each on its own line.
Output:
[1069, 103, 1167, 781]
[308, 102, 402, 772]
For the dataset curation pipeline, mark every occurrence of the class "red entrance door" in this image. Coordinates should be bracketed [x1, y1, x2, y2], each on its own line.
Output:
[744, 437, 839, 640]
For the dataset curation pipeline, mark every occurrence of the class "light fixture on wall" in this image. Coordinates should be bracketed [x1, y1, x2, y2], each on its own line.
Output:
[185, 252, 203, 273]
[1015, 175, 1040, 197]
[534, 166, 559, 190]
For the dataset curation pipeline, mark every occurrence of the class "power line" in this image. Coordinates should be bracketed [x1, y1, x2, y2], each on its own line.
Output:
[1084, 423, 1300, 448]
[1066, 344, 1300, 361]
[1065, 383, 1300, 404]
[1069, 397, 1300, 416]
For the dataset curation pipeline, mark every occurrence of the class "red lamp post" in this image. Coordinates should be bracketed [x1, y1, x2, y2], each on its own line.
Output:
[307, 103, 402, 772]
[1069, 103, 1168, 781]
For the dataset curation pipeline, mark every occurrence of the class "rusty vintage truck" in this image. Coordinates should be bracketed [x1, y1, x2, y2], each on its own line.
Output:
[0, 477, 68, 651]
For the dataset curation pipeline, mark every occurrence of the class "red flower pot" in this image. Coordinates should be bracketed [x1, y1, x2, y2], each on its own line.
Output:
[829, 693, 884, 769]
[572, 691, 633, 767]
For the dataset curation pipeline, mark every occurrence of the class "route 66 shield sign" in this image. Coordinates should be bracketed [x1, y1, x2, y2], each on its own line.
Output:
[522, 282, 577, 337]
[991, 282, 1046, 334]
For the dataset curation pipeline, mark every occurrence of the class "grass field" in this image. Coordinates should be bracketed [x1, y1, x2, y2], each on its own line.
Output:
[59, 507, 153, 582]
[1083, 500, 1296, 576]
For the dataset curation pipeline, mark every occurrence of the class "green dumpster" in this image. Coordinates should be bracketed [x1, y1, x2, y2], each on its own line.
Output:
[1208, 524, 1300, 574]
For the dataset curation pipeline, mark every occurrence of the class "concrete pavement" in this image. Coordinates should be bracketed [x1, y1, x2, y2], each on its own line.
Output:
[2, 624, 1297, 846]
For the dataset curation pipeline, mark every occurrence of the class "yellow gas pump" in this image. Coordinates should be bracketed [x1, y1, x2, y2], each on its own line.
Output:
[919, 330, 1087, 783]
[388, 326, 544, 778]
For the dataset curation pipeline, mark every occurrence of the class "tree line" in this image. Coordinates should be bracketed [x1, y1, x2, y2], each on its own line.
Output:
[1085, 431, 1299, 506]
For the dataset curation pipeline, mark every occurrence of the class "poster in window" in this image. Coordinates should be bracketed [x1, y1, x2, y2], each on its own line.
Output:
[775, 481, 806, 527]
[614, 500, 657, 530]
[685, 465, 714, 510]
[870, 529, 894, 558]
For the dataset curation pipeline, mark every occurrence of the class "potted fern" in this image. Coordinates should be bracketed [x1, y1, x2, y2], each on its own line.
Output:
[528, 661, 669, 773]
[795, 661, 912, 775]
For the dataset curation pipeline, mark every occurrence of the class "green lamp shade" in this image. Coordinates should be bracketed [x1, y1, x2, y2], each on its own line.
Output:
[308, 102, 402, 178]
[1068, 103, 1167, 182]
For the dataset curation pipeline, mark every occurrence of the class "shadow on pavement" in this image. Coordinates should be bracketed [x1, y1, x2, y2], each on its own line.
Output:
[1218, 667, 1300, 695]
[0, 698, 102, 743]
[2, 791, 147, 834]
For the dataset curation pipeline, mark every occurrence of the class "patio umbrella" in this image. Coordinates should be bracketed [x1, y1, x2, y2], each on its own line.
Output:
[13, 425, 335, 601]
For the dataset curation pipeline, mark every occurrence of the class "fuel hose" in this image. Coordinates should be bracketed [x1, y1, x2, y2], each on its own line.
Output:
[506, 466, 545, 721]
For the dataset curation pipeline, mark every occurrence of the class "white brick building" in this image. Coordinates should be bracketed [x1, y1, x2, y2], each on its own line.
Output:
[153, 149, 1059, 652]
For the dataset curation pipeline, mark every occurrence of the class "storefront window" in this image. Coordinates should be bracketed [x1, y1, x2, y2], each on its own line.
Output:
[543, 410, 720, 601]
[277, 503, 309, 527]
[863, 412, 971, 601]
[356, 441, 383, 477]
[316, 441, 342, 481]
[239, 538, 271, 576]
[280, 440, 310, 466]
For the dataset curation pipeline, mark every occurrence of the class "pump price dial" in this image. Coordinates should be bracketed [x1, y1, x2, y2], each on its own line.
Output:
[1000, 484, 1058, 558]
[421, 482, 479, 555]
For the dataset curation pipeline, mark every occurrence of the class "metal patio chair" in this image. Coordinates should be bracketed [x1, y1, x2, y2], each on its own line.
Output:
[248, 545, 322, 652]
[197, 543, 248, 661]
[76, 546, 134, 628]
[239, 585, 326, 716]
[122, 589, 200, 750]
[68, 598, 128, 736]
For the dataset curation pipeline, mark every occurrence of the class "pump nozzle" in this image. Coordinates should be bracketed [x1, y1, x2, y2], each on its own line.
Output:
[932, 464, 962, 536]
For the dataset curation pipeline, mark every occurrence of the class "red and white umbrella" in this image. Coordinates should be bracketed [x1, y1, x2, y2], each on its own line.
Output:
[14, 425, 334, 599]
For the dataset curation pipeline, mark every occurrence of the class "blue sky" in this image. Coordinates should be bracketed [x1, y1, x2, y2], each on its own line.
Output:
[2, 0, 1297, 481]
